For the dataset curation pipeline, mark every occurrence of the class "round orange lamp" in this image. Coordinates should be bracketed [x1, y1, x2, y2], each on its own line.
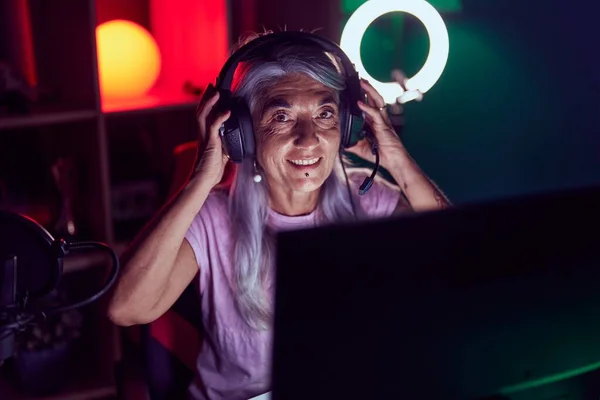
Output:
[96, 20, 161, 99]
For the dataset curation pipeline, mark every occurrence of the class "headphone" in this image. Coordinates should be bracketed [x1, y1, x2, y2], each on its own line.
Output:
[214, 31, 366, 164]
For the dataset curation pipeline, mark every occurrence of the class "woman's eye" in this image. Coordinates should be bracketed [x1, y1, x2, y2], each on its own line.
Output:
[319, 110, 334, 119]
[274, 113, 289, 122]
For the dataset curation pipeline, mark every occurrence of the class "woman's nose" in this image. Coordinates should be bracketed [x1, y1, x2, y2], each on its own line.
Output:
[293, 120, 319, 149]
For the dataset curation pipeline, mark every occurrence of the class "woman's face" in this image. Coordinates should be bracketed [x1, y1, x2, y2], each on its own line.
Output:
[253, 73, 341, 193]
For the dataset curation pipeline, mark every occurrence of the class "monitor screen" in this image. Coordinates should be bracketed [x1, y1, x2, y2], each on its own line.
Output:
[272, 185, 600, 400]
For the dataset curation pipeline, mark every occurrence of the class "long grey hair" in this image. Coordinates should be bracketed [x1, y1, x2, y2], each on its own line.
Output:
[228, 37, 363, 330]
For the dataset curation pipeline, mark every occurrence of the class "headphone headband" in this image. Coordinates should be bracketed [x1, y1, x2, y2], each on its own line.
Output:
[216, 31, 359, 91]
[215, 30, 366, 164]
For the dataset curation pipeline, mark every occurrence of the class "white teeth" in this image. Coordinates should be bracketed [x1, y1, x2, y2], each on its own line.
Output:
[289, 158, 319, 166]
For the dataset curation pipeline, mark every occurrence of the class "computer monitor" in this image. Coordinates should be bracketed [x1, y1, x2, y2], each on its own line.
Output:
[271, 185, 600, 400]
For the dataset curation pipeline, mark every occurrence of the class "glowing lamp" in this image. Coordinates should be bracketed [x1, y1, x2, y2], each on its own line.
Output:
[340, 0, 450, 104]
[96, 20, 162, 99]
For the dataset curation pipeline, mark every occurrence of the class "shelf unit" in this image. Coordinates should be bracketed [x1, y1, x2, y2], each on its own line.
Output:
[1, 0, 341, 396]
[0, 0, 229, 398]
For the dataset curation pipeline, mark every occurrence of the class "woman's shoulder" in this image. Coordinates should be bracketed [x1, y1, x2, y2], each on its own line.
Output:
[185, 188, 232, 262]
[191, 187, 231, 228]
[184, 188, 233, 295]
[205, 187, 229, 210]
[346, 168, 400, 195]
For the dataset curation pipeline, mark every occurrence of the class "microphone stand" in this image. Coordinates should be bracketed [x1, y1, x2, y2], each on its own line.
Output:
[0, 237, 119, 367]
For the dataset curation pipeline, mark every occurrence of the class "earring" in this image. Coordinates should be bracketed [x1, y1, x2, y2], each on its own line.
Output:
[253, 159, 262, 183]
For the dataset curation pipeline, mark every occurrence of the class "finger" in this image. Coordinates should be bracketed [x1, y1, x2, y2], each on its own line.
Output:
[208, 110, 231, 142]
[195, 84, 217, 115]
[197, 91, 221, 124]
[380, 107, 393, 126]
[360, 79, 386, 108]
[197, 91, 221, 135]
[357, 100, 387, 126]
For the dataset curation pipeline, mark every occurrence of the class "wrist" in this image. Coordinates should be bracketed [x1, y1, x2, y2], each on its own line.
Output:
[186, 171, 218, 194]
[382, 145, 415, 173]
[384, 147, 424, 188]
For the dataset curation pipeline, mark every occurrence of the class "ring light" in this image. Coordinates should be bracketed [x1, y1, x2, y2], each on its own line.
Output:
[340, 0, 450, 104]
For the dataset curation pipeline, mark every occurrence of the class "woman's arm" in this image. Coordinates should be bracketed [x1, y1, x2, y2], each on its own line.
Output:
[107, 89, 231, 326]
[350, 78, 451, 213]
[107, 177, 212, 326]
[392, 189, 413, 216]
[388, 150, 451, 213]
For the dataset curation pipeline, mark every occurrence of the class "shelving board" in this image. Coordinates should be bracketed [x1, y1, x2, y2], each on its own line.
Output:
[102, 90, 199, 115]
[0, 109, 98, 131]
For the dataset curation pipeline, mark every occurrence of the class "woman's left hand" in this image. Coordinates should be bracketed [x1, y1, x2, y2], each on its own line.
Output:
[345, 71, 421, 169]
[345, 72, 451, 211]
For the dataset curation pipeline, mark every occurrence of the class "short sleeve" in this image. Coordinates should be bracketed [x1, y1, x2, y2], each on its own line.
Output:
[349, 171, 401, 219]
[184, 190, 229, 295]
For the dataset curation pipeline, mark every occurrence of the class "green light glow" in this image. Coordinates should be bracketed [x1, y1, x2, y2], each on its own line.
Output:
[427, 0, 462, 13]
[341, 0, 368, 15]
[499, 361, 600, 395]
[341, 0, 461, 15]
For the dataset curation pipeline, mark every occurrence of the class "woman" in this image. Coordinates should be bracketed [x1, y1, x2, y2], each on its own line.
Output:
[107, 32, 450, 399]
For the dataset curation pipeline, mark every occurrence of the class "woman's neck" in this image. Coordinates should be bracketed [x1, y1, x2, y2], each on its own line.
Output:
[268, 187, 320, 216]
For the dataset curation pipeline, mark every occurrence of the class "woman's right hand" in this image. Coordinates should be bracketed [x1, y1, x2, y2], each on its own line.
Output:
[193, 85, 232, 188]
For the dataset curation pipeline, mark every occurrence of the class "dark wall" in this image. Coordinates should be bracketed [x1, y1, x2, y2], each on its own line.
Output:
[229, 0, 600, 204]
[396, 0, 600, 204]
[230, 0, 342, 43]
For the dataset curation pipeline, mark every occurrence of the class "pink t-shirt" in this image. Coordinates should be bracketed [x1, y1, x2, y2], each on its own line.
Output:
[185, 173, 401, 400]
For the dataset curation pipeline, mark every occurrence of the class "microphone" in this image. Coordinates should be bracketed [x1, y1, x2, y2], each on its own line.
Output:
[358, 130, 380, 196]
[0, 211, 120, 366]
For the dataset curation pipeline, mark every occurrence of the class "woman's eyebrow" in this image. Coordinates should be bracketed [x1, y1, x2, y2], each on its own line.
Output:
[318, 94, 337, 106]
[261, 98, 291, 117]
[260, 93, 338, 118]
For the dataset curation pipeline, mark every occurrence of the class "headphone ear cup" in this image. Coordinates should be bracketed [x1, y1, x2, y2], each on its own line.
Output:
[340, 76, 366, 149]
[339, 99, 365, 149]
[345, 114, 366, 149]
[220, 97, 255, 163]
[234, 98, 256, 159]
[338, 99, 350, 148]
